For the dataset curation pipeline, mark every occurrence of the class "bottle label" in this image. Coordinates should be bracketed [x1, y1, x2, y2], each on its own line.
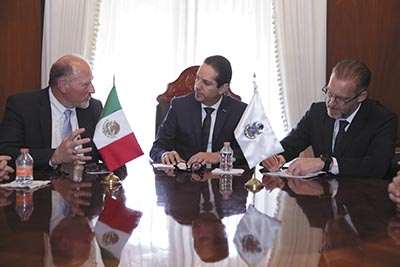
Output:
[16, 192, 33, 205]
[16, 166, 33, 177]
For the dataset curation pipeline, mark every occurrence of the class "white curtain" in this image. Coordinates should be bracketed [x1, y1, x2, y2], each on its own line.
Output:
[41, 0, 101, 88]
[273, 0, 327, 129]
[92, 0, 284, 153]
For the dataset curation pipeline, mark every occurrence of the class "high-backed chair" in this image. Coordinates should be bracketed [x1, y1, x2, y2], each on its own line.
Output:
[155, 65, 241, 136]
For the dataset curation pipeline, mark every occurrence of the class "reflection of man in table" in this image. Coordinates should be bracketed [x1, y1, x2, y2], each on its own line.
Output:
[155, 171, 249, 263]
[50, 216, 97, 267]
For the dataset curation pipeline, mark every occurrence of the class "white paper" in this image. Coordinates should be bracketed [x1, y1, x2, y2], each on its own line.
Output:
[262, 170, 325, 179]
[211, 168, 245, 175]
[0, 180, 51, 190]
[152, 163, 175, 170]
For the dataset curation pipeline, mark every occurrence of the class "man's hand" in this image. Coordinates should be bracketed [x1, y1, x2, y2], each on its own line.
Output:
[51, 128, 93, 166]
[0, 189, 12, 207]
[161, 150, 183, 165]
[0, 155, 14, 182]
[187, 152, 220, 167]
[261, 155, 285, 172]
[286, 157, 325, 176]
[52, 178, 93, 216]
[388, 171, 400, 211]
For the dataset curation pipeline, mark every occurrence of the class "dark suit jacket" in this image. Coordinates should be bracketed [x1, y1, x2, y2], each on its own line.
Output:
[280, 99, 397, 178]
[150, 93, 247, 165]
[0, 87, 103, 169]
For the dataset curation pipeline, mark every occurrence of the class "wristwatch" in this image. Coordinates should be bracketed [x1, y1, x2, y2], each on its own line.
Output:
[319, 155, 332, 172]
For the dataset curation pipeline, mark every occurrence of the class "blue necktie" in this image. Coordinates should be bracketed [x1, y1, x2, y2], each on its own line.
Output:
[61, 109, 73, 139]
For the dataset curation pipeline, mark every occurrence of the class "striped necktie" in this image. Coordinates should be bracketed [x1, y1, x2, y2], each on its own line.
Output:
[61, 109, 73, 139]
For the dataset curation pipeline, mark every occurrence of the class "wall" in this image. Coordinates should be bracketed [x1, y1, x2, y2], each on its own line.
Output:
[0, 0, 399, 144]
[0, 0, 44, 121]
[327, 0, 400, 144]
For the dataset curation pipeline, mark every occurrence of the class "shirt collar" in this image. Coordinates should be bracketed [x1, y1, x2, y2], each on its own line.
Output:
[201, 95, 223, 111]
[49, 88, 76, 115]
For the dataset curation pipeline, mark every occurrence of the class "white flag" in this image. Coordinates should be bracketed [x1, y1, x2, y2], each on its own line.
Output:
[234, 88, 283, 169]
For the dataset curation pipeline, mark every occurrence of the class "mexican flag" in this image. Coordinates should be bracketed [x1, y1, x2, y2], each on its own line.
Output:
[95, 196, 142, 260]
[93, 86, 144, 171]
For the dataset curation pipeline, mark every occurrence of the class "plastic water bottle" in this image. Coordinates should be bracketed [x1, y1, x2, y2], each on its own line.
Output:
[15, 148, 34, 184]
[219, 174, 233, 200]
[219, 142, 233, 171]
[15, 190, 34, 221]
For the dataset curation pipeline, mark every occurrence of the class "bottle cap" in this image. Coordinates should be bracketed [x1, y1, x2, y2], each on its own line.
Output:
[224, 142, 231, 146]
[20, 148, 29, 153]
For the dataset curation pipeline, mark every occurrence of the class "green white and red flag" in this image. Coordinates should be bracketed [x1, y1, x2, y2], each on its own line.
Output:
[93, 86, 143, 171]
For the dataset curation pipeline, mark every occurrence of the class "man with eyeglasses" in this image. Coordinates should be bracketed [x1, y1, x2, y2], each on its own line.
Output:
[262, 59, 397, 178]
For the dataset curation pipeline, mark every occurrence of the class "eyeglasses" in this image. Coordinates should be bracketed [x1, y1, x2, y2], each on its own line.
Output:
[322, 86, 364, 105]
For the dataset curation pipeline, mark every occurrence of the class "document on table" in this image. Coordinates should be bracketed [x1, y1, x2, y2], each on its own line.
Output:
[261, 170, 325, 179]
[151, 163, 175, 170]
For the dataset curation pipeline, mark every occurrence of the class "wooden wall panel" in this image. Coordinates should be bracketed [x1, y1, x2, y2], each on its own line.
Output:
[327, 0, 400, 144]
[0, 0, 44, 122]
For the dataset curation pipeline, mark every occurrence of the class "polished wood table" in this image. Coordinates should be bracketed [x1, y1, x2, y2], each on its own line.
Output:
[0, 156, 399, 267]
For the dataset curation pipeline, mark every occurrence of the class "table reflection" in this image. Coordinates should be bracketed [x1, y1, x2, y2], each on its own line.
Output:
[0, 159, 399, 267]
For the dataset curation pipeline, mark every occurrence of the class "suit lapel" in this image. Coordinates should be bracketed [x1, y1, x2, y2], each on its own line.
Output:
[212, 95, 229, 147]
[339, 102, 369, 155]
[191, 95, 203, 149]
[323, 114, 335, 155]
[39, 89, 52, 148]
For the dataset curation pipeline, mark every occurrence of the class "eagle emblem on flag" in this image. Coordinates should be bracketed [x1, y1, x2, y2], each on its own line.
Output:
[244, 122, 264, 139]
[102, 119, 121, 138]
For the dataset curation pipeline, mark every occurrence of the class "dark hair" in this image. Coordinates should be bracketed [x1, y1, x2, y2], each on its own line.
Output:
[203, 55, 232, 88]
[332, 59, 371, 93]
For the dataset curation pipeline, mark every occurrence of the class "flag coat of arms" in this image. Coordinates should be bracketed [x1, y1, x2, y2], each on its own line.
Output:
[234, 88, 283, 169]
[93, 86, 143, 171]
[95, 197, 142, 260]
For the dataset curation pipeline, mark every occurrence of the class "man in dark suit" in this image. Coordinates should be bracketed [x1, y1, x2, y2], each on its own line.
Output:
[262, 59, 397, 178]
[0, 54, 102, 170]
[150, 55, 247, 167]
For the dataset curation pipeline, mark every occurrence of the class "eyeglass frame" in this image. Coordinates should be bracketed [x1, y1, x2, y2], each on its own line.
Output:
[322, 86, 365, 105]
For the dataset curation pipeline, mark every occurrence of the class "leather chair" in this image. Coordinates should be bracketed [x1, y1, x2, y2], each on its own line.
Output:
[155, 65, 241, 136]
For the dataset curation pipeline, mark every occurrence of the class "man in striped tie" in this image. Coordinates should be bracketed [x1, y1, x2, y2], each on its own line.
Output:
[0, 54, 103, 170]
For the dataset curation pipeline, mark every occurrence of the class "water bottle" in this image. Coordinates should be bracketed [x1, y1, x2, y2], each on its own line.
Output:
[219, 142, 233, 171]
[15, 148, 34, 184]
[219, 174, 233, 200]
[15, 190, 34, 222]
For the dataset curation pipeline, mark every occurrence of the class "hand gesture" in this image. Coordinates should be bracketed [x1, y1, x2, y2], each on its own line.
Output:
[0, 155, 14, 181]
[51, 128, 93, 165]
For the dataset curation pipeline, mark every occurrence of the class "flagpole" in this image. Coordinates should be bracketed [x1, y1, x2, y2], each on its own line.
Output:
[253, 73, 258, 93]
[113, 74, 115, 87]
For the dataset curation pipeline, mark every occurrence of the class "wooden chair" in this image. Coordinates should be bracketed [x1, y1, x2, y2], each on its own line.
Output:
[155, 65, 241, 135]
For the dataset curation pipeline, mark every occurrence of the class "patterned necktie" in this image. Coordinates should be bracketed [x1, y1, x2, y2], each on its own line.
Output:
[333, 120, 349, 155]
[61, 109, 73, 139]
[201, 107, 215, 151]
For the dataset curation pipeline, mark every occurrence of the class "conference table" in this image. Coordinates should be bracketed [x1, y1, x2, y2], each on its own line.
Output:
[0, 156, 399, 267]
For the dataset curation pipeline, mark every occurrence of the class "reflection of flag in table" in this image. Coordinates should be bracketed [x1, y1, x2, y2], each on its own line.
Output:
[93, 86, 143, 171]
[234, 87, 283, 169]
[234, 205, 281, 267]
[95, 197, 142, 260]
